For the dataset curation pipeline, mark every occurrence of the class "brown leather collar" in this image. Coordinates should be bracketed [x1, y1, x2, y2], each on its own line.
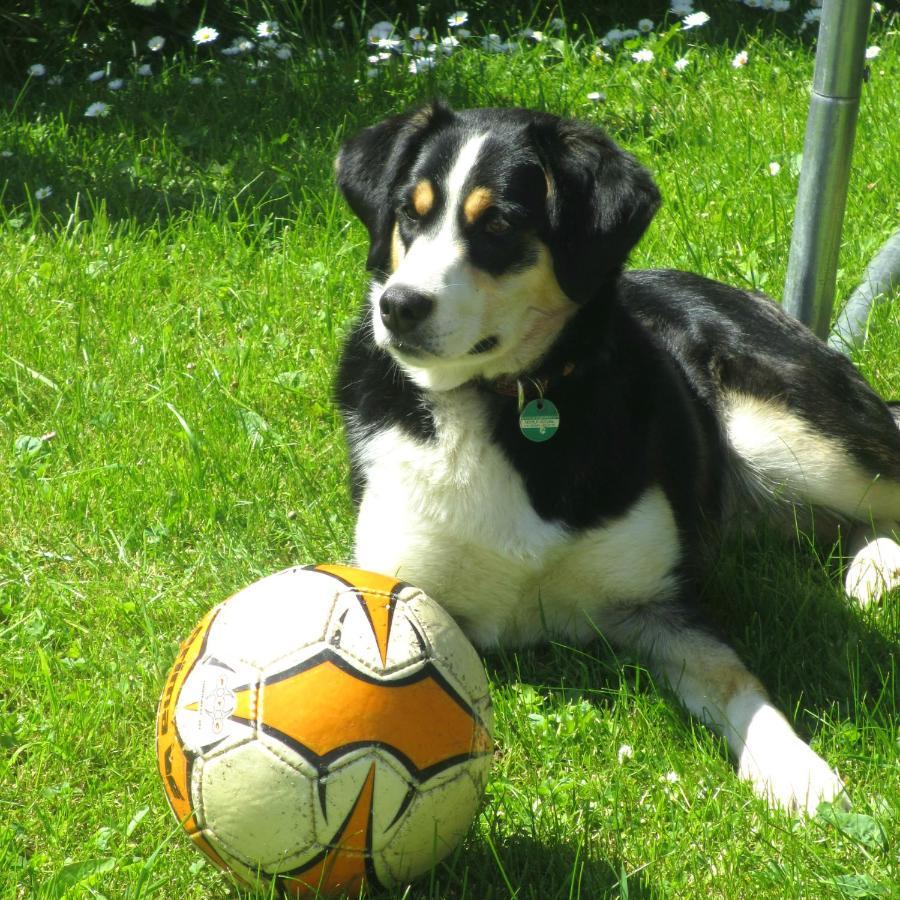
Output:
[485, 362, 576, 399]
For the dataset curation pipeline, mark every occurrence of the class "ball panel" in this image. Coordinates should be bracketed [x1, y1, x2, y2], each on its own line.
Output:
[156, 604, 222, 832]
[280, 761, 379, 898]
[403, 588, 494, 715]
[209, 567, 339, 670]
[174, 657, 259, 756]
[195, 740, 318, 869]
[258, 654, 490, 777]
[376, 766, 488, 886]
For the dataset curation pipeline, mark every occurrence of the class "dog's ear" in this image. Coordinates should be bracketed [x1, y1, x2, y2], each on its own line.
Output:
[336, 101, 455, 274]
[530, 116, 661, 302]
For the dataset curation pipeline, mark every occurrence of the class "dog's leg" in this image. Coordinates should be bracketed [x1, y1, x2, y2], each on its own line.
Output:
[603, 601, 849, 815]
[844, 523, 900, 605]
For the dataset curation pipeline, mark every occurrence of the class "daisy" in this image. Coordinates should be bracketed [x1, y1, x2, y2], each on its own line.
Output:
[136, 64, 152, 76]
[673, 56, 690, 71]
[375, 36, 402, 51]
[189, 76, 203, 85]
[771, 0, 790, 10]
[408, 57, 436, 74]
[87, 69, 106, 82]
[35, 186, 53, 200]
[28, 63, 46, 77]
[131, 0, 158, 6]
[800, 8, 822, 30]
[256, 21, 279, 38]
[768, 161, 781, 176]
[332, 17, 345, 31]
[602, 28, 625, 46]
[481, 33, 503, 51]
[456, 28, 471, 38]
[108, 78, 125, 89]
[192, 26, 219, 45]
[732, 50, 749, 68]
[441, 35, 460, 51]
[275, 45, 292, 60]
[549, 17, 566, 32]
[617, 744, 634, 764]
[447, 11, 468, 27]
[236, 38, 255, 53]
[865, 46, 881, 60]
[409, 26, 428, 41]
[147, 35, 165, 51]
[84, 101, 110, 117]
[632, 48, 654, 63]
[367, 21, 395, 43]
[638, 18, 655, 32]
[48, 75, 63, 86]
[682, 11, 710, 29]
[670, 0, 695, 14]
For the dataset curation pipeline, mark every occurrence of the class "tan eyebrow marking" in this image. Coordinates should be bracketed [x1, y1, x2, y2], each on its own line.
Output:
[463, 186, 494, 224]
[411, 179, 435, 217]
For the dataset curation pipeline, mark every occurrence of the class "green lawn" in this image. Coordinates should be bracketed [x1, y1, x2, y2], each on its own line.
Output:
[1, 3, 898, 898]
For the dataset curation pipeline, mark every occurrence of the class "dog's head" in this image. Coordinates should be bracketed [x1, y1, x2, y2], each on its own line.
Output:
[336, 102, 660, 390]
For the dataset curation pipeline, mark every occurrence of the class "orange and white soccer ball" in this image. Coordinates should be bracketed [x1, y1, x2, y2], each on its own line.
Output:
[156, 564, 494, 896]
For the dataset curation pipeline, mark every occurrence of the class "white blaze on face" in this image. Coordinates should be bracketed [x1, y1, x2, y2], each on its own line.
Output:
[373, 133, 489, 362]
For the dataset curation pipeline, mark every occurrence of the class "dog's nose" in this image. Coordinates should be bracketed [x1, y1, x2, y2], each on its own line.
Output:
[379, 286, 434, 336]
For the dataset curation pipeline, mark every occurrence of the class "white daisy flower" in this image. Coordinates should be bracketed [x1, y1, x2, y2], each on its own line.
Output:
[456, 27, 471, 38]
[682, 11, 710, 29]
[411, 41, 427, 54]
[441, 35, 460, 50]
[367, 21, 396, 43]
[256, 21, 279, 39]
[84, 101, 110, 117]
[87, 69, 106, 82]
[732, 50, 749, 68]
[236, 38, 255, 52]
[189, 76, 203, 85]
[131, 0, 158, 6]
[865, 46, 881, 60]
[366, 67, 379, 79]
[35, 186, 53, 200]
[447, 11, 469, 27]
[481, 33, 503, 51]
[673, 56, 690, 71]
[670, 0, 695, 14]
[800, 8, 822, 30]
[771, 0, 790, 10]
[743, 0, 762, 7]
[28, 63, 46, 77]
[620, 29, 640, 39]
[192, 26, 219, 45]
[147, 35, 165, 51]
[593, 47, 613, 63]
[48, 75, 63, 86]
[275, 45, 292, 60]
[108, 78, 125, 90]
[521, 28, 544, 42]
[221, 46, 241, 56]
[408, 56, 436, 74]
[409, 26, 428, 40]
[768, 161, 781, 176]
[332, 17, 345, 31]
[549, 17, 566, 32]
[632, 48, 654, 63]
[638, 18, 655, 32]
[375, 36, 402, 51]
[617, 744, 634, 763]
[136, 64, 152, 76]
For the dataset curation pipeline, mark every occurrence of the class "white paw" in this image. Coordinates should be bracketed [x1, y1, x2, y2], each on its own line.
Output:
[845, 537, 900, 605]
[738, 736, 849, 816]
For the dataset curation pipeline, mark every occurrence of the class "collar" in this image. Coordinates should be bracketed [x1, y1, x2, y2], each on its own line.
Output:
[483, 361, 576, 400]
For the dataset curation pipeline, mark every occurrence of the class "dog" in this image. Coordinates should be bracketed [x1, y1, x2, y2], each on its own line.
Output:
[333, 102, 900, 815]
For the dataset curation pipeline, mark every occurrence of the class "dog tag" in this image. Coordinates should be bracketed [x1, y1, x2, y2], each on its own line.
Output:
[519, 398, 559, 442]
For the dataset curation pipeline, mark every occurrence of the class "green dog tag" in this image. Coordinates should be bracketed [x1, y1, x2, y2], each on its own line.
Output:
[519, 398, 560, 442]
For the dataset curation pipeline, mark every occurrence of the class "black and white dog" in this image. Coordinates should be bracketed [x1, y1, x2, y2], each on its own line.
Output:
[333, 102, 900, 814]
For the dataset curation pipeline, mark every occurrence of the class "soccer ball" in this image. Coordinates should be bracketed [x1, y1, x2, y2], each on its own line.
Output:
[156, 564, 494, 896]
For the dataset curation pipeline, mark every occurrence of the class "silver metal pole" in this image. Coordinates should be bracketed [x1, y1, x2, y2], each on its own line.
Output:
[782, 0, 871, 339]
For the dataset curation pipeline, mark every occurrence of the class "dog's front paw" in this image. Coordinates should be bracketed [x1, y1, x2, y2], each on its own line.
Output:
[845, 537, 900, 606]
[738, 736, 849, 816]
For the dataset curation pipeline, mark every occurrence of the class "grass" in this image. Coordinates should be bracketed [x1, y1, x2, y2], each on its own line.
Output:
[1, 3, 898, 897]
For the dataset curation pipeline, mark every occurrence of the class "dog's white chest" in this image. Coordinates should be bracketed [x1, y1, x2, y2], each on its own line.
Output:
[351, 391, 681, 647]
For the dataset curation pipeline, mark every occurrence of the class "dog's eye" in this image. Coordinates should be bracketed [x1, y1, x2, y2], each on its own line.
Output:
[484, 215, 511, 235]
[399, 203, 419, 222]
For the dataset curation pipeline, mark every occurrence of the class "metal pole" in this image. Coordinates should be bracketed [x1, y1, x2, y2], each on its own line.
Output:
[782, 0, 871, 339]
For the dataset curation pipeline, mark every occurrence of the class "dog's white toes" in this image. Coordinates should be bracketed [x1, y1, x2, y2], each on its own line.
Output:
[739, 738, 849, 816]
[845, 537, 900, 606]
